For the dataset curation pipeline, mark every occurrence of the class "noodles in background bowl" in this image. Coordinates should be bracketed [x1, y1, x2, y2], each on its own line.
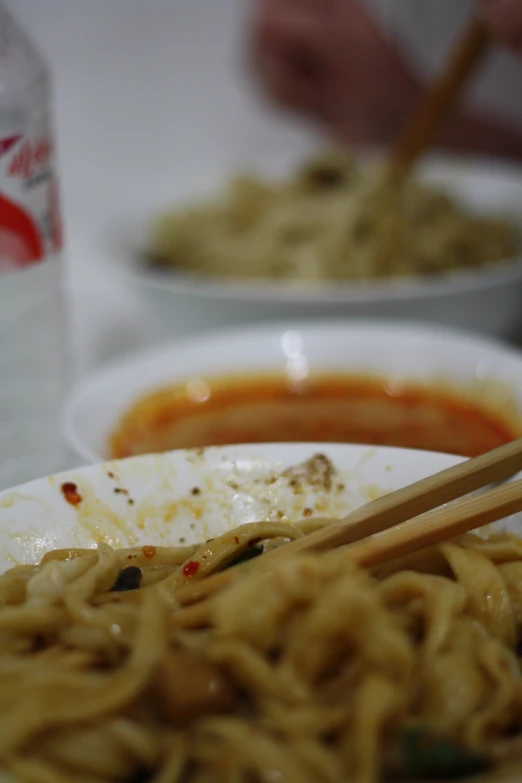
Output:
[151, 150, 519, 283]
[3, 516, 522, 781]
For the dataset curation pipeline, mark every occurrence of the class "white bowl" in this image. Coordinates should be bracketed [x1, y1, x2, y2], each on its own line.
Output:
[63, 319, 522, 467]
[102, 153, 522, 342]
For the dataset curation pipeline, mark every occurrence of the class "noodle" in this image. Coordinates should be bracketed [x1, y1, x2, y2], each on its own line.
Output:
[2, 520, 522, 781]
[150, 150, 518, 283]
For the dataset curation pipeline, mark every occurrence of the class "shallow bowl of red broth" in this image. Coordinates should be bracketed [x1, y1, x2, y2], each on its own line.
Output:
[63, 320, 522, 465]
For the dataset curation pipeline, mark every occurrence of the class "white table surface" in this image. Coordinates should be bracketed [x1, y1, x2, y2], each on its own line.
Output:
[7, 0, 319, 379]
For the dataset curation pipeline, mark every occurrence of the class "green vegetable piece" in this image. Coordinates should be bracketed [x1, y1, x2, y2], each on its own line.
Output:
[400, 725, 488, 780]
[226, 544, 264, 570]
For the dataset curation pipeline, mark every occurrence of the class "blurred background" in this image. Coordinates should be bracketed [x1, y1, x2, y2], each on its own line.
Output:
[8, 0, 522, 378]
[3, 0, 522, 487]
[6, 0, 322, 378]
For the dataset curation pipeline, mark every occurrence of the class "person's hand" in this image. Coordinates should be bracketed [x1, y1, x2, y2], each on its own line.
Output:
[480, 0, 522, 55]
[251, 0, 522, 158]
[251, 0, 419, 146]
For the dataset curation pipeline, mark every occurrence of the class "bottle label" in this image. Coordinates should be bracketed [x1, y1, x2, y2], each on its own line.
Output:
[0, 127, 62, 274]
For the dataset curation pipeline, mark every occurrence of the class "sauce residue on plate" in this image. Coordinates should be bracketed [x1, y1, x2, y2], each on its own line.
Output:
[109, 373, 520, 460]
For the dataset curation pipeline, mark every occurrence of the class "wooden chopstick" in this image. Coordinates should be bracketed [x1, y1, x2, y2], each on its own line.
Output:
[259, 437, 522, 563]
[172, 467, 522, 630]
[348, 474, 522, 567]
[388, 16, 489, 178]
[172, 437, 522, 613]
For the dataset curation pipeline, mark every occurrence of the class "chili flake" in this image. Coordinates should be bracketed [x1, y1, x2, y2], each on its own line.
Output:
[61, 482, 82, 506]
[183, 560, 200, 577]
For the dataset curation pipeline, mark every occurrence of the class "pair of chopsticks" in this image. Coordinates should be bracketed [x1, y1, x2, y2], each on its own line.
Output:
[171, 437, 522, 628]
[388, 16, 490, 178]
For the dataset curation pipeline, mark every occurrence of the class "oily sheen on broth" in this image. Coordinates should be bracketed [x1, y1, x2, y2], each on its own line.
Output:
[109, 373, 518, 460]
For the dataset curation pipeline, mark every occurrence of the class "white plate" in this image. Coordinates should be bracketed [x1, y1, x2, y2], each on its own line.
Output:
[101, 153, 522, 341]
[0, 443, 465, 573]
[63, 319, 522, 466]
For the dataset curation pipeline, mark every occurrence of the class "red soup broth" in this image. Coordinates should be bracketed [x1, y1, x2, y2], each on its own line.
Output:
[109, 373, 520, 460]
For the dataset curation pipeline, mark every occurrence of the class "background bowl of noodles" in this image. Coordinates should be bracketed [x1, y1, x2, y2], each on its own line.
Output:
[101, 150, 522, 345]
[63, 320, 522, 468]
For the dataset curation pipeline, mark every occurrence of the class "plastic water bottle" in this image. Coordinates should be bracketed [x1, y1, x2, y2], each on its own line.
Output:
[0, 2, 67, 489]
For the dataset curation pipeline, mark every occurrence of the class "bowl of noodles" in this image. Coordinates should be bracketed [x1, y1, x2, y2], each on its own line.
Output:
[103, 149, 522, 343]
[2, 441, 522, 782]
